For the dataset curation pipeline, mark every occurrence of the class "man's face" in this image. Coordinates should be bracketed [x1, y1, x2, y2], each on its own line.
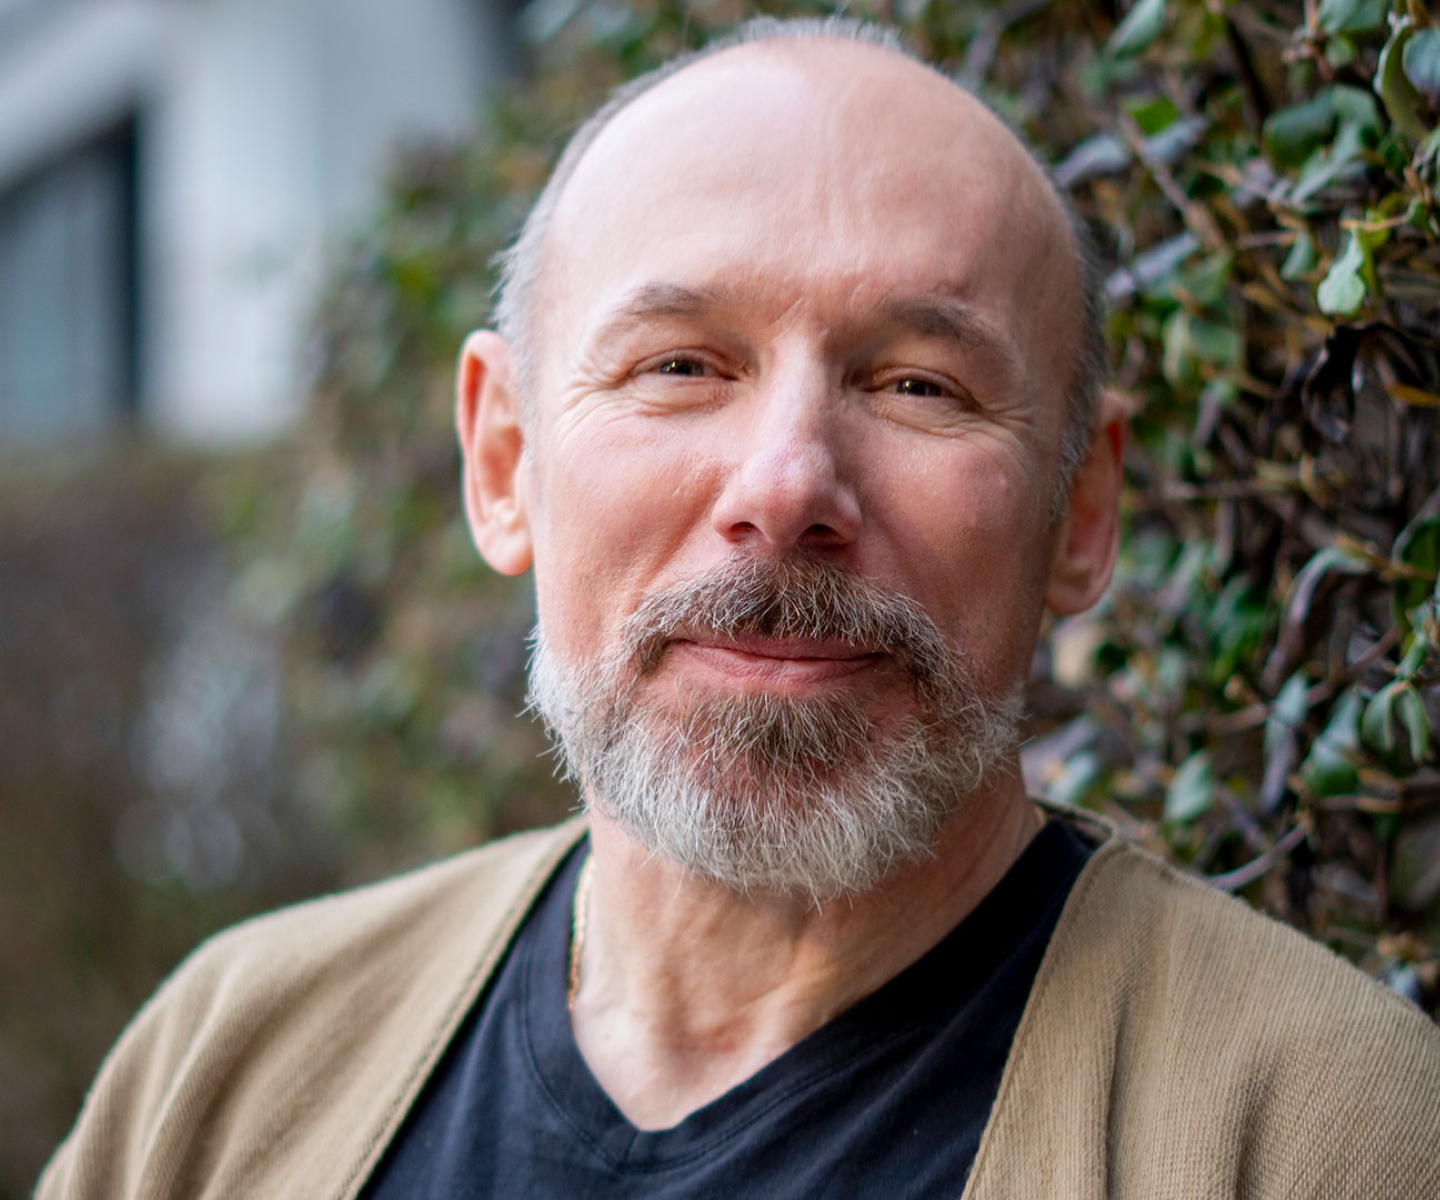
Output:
[462, 39, 1112, 892]
[527, 42, 1080, 706]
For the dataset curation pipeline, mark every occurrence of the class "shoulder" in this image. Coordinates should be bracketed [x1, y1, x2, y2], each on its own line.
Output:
[1080, 835, 1438, 1045]
[131, 818, 583, 1051]
[38, 818, 586, 1200]
[980, 810, 1440, 1197]
[1050, 824, 1440, 1194]
[1048, 807, 1436, 1040]
[179, 817, 584, 995]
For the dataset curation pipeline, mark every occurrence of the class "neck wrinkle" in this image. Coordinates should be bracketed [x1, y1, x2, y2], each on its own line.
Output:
[569, 774, 1038, 1130]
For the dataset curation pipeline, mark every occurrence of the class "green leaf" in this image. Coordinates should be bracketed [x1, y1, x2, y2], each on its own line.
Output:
[1281, 233, 1318, 279]
[1317, 232, 1368, 315]
[1331, 84, 1382, 136]
[1398, 626, 1435, 680]
[1300, 689, 1363, 797]
[1264, 93, 1337, 168]
[1281, 545, 1371, 628]
[1165, 751, 1215, 825]
[1108, 0, 1167, 59]
[1316, 0, 1387, 35]
[1363, 680, 1433, 767]
[1188, 317, 1244, 366]
[1124, 232, 1201, 299]
[1155, 645, 1190, 702]
[1053, 134, 1129, 187]
[1266, 673, 1312, 758]
[1127, 95, 1180, 136]
[1162, 311, 1243, 386]
[1261, 672, 1310, 811]
[1161, 311, 1197, 388]
[1301, 738, 1361, 797]
[1403, 26, 1440, 104]
[1394, 514, 1440, 599]
[1271, 86, 1378, 204]
[1396, 686, 1433, 762]
[1205, 577, 1267, 681]
[1172, 253, 1233, 308]
[1361, 679, 1401, 756]
[1326, 35, 1357, 68]
[1377, 22, 1431, 144]
[1420, 126, 1440, 174]
[1291, 121, 1368, 203]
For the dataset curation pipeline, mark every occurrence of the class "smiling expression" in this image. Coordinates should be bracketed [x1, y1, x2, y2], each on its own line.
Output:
[463, 35, 1107, 756]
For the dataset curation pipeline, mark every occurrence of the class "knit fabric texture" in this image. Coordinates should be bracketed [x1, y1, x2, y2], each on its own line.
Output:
[37, 809, 1440, 1199]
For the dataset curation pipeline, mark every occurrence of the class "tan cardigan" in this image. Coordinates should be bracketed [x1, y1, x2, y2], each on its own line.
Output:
[38, 811, 1440, 1199]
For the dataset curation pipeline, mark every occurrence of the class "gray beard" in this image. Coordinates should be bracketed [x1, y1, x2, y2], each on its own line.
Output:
[527, 556, 1022, 903]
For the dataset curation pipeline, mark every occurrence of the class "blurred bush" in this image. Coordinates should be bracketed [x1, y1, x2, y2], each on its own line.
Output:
[0, 449, 341, 1194]
[7, 0, 1440, 1193]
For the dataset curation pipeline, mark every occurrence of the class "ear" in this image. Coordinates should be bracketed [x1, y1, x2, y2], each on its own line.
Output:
[1044, 391, 1126, 617]
[456, 331, 533, 576]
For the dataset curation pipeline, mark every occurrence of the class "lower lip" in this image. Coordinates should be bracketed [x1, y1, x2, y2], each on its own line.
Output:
[668, 642, 883, 688]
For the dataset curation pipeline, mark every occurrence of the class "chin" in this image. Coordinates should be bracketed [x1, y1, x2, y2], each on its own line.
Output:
[530, 634, 1023, 902]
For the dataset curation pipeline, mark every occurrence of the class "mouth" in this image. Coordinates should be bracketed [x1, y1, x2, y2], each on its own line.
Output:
[666, 634, 886, 689]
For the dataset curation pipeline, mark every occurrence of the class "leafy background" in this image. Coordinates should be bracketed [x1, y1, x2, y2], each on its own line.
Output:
[4, 0, 1439, 1192]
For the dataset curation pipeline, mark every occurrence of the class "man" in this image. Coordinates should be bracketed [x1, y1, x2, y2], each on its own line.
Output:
[40, 17, 1440, 1199]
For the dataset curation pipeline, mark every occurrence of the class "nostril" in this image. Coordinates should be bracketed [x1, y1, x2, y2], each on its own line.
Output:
[709, 410, 862, 551]
[804, 522, 846, 546]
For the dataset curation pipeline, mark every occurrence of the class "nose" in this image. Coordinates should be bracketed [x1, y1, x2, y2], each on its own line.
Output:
[710, 374, 862, 554]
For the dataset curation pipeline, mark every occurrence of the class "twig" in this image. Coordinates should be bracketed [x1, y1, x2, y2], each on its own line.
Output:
[1207, 819, 1312, 892]
[1118, 113, 1228, 251]
[956, 0, 1054, 88]
[1224, 17, 1271, 132]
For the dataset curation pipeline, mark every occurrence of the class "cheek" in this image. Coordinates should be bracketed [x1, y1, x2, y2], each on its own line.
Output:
[527, 420, 719, 655]
[900, 445, 1043, 572]
[897, 456, 1055, 682]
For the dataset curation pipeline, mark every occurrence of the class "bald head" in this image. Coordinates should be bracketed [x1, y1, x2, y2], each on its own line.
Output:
[493, 17, 1105, 497]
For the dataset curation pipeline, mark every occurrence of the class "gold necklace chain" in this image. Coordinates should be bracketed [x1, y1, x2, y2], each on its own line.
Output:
[567, 854, 596, 1012]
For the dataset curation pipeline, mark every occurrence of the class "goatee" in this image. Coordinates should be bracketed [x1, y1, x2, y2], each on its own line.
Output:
[528, 556, 1022, 902]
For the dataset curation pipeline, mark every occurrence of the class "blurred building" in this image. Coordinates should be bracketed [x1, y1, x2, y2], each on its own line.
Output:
[0, 0, 512, 448]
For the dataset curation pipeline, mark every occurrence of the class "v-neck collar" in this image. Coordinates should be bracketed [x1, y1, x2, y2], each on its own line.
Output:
[517, 818, 1097, 1171]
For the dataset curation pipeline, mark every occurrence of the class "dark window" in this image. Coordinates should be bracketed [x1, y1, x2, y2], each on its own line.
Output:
[0, 119, 139, 448]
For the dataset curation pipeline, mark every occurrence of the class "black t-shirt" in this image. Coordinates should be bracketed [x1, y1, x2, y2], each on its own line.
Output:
[362, 819, 1091, 1199]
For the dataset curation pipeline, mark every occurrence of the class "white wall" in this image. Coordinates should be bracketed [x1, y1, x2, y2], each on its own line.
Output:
[0, 0, 509, 447]
[148, 0, 506, 442]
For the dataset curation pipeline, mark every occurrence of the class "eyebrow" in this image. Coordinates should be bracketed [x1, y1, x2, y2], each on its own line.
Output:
[584, 283, 733, 349]
[585, 282, 1021, 374]
[873, 296, 1009, 356]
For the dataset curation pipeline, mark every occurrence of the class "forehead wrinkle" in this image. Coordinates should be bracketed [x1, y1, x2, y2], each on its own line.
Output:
[578, 282, 741, 365]
[604, 281, 734, 327]
[875, 295, 1011, 355]
[875, 294, 1029, 391]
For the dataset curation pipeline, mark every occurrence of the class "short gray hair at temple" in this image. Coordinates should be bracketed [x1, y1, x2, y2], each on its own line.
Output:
[491, 15, 1108, 516]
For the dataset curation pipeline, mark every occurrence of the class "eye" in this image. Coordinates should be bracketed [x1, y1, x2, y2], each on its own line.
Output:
[887, 377, 946, 398]
[629, 352, 732, 409]
[867, 367, 978, 430]
[653, 356, 713, 377]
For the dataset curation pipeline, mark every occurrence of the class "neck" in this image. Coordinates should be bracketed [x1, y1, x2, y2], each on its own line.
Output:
[569, 773, 1041, 1130]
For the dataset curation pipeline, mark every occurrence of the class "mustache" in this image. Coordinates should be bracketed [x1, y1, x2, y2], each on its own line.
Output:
[620, 556, 959, 703]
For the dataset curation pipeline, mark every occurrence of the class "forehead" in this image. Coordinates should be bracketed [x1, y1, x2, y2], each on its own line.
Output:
[537, 39, 1078, 405]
